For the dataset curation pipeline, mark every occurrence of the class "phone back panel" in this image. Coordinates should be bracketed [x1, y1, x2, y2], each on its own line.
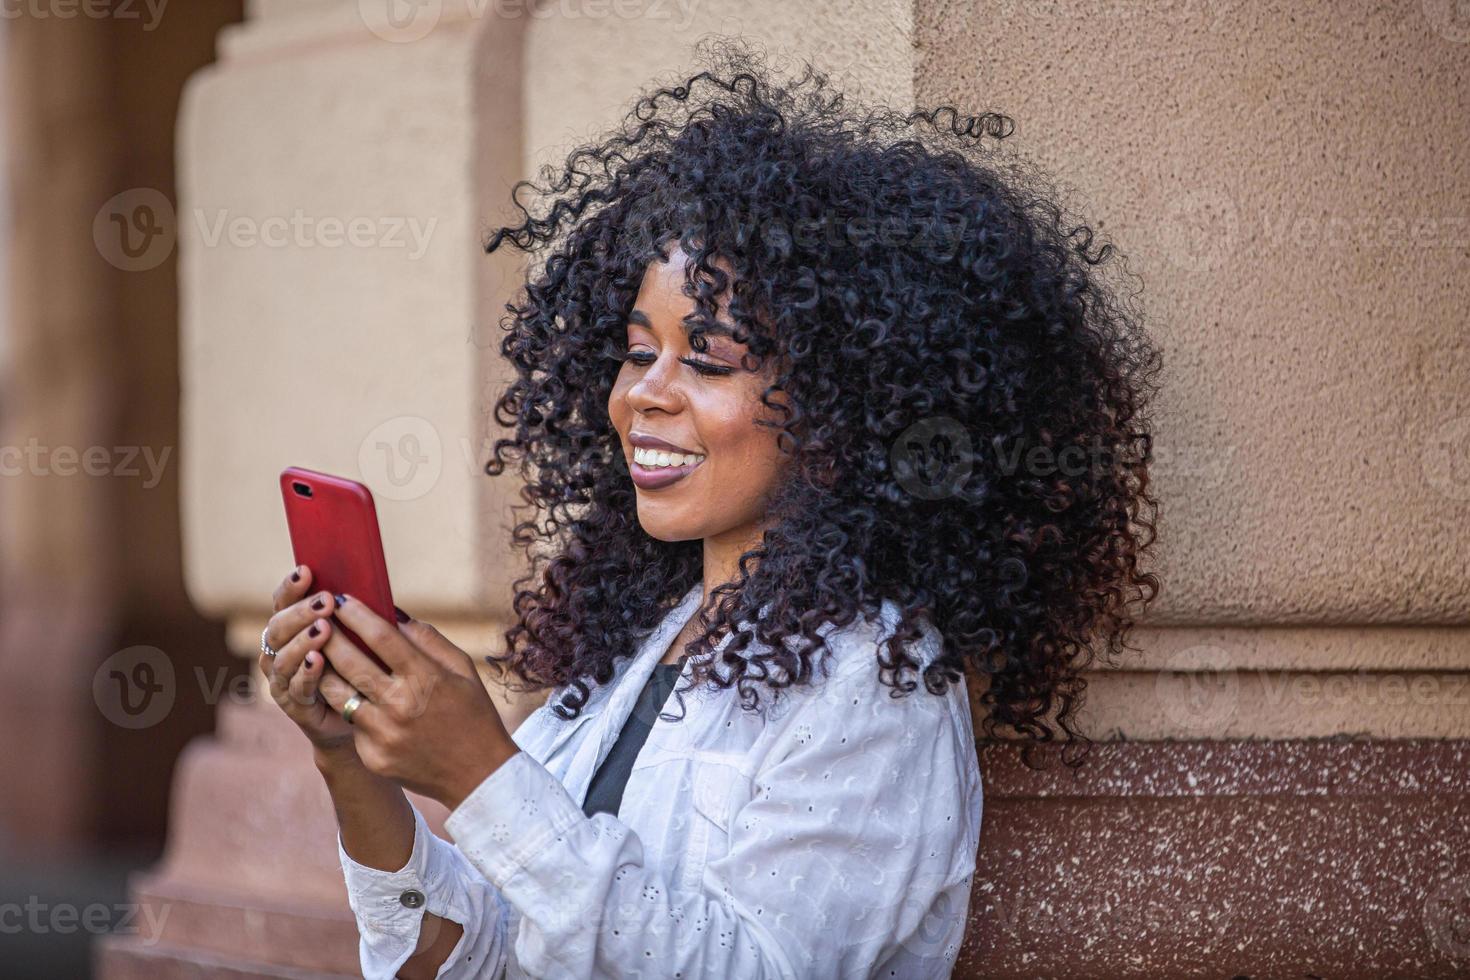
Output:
[280, 466, 396, 672]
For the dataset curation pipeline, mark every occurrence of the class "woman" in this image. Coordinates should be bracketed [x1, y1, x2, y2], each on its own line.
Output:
[258, 39, 1161, 979]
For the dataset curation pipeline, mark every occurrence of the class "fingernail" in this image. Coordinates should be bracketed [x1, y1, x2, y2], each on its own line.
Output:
[304, 652, 316, 667]
[310, 596, 325, 611]
[308, 623, 320, 638]
[333, 593, 345, 608]
[394, 606, 411, 623]
[291, 567, 301, 583]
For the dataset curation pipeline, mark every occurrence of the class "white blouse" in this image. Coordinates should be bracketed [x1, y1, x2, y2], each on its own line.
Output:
[336, 582, 984, 979]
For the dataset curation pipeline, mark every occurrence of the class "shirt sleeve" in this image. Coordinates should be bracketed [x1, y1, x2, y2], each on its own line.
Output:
[443, 658, 981, 978]
[337, 799, 512, 979]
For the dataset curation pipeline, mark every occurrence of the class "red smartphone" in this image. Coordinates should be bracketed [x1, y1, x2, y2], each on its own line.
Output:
[280, 466, 396, 673]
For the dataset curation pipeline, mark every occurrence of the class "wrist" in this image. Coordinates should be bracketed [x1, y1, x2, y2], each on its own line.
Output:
[441, 743, 519, 813]
[312, 741, 366, 776]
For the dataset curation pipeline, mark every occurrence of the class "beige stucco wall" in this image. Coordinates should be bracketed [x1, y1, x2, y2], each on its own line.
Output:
[913, 0, 1470, 736]
[917, 0, 1470, 625]
[180, 0, 1470, 739]
[521, 0, 914, 177]
[179, 3, 528, 625]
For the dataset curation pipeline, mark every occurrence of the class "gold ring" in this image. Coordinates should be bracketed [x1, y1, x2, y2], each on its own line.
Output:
[341, 693, 365, 724]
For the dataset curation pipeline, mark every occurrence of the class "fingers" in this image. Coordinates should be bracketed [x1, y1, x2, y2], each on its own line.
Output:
[330, 594, 417, 674]
[271, 563, 313, 613]
[320, 626, 442, 724]
[286, 646, 326, 709]
[317, 668, 375, 729]
[263, 587, 337, 656]
[267, 616, 333, 698]
[320, 626, 394, 703]
[396, 617, 476, 679]
[256, 651, 274, 685]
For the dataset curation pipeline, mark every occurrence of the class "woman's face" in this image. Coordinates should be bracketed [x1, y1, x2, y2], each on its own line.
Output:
[608, 245, 789, 544]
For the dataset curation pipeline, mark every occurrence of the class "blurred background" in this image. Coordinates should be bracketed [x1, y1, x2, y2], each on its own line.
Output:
[0, 1, 1467, 977]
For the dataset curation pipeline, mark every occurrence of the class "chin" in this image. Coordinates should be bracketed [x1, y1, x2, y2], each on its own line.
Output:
[634, 507, 705, 543]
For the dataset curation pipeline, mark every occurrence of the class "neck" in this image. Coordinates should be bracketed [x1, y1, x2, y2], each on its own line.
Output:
[700, 519, 769, 607]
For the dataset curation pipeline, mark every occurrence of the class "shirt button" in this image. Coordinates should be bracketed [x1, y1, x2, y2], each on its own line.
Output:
[399, 889, 425, 909]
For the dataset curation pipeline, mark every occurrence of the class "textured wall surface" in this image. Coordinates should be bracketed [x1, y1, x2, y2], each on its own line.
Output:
[913, 0, 1470, 739]
[916, 0, 1470, 626]
[521, 0, 914, 180]
[969, 740, 1470, 977]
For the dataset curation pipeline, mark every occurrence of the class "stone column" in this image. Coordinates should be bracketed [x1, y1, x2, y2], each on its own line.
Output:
[0, 0, 245, 864]
[1, 3, 123, 861]
[97, 1, 529, 973]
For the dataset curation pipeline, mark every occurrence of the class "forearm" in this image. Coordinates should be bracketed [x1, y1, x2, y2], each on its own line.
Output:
[315, 744, 415, 872]
[315, 746, 465, 974]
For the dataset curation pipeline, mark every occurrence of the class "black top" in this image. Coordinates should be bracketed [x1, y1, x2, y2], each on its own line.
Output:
[582, 655, 689, 818]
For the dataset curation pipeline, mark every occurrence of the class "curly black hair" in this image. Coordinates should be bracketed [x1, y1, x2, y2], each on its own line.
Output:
[481, 36, 1162, 768]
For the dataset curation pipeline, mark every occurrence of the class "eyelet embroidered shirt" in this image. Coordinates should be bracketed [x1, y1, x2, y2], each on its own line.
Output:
[335, 583, 985, 979]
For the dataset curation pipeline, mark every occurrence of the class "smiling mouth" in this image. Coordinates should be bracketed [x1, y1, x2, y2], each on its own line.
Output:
[632, 446, 705, 467]
[629, 447, 706, 490]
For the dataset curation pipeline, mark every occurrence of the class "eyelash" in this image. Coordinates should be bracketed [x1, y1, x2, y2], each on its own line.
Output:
[619, 350, 733, 377]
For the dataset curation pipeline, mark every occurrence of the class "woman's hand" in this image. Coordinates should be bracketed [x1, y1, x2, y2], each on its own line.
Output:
[314, 594, 519, 811]
[260, 565, 361, 760]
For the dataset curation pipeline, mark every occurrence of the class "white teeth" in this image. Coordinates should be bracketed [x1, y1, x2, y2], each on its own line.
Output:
[634, 447, 705, 468]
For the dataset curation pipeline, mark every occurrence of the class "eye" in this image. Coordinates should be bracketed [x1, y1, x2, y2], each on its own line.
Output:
[615, 348, 732, 377]
[682, 357, 733, 377]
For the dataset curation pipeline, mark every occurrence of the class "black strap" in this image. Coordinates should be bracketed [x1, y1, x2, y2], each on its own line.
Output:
[582, 656, 689, 818]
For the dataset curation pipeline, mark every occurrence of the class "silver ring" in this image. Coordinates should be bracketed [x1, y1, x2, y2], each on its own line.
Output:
[341, 693, 365, 724]
[261, 625, 277, 659]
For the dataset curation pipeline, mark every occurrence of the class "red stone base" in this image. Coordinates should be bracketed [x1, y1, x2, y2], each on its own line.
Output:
[966, 739, 1470, 978]
[94, 703, 1470, 977]
[93, 697, 450, 978]
[96, 937, 355, 980]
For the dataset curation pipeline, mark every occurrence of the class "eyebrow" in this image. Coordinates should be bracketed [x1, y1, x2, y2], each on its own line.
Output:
[627, 308, 738, 339]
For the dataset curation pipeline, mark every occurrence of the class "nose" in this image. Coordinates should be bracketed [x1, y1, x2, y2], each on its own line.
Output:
[624, 350, 684, 415]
